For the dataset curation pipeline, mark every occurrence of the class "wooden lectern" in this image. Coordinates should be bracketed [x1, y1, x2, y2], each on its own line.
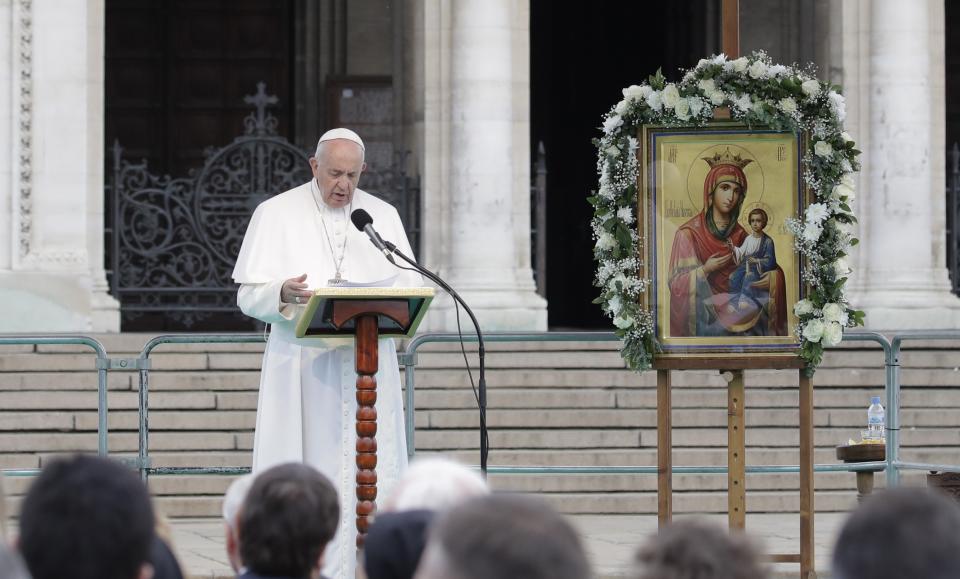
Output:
[295, 286, 434, 546]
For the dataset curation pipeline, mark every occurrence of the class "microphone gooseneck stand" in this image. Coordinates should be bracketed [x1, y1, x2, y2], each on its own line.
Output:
[384, 241, 488, 476]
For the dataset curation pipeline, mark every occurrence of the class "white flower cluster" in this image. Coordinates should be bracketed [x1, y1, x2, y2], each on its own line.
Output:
[593, 50, 862, 371]
[794, 300, 849, 347]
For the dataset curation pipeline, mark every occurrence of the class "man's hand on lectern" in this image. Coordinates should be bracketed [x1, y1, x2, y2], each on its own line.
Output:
[281, 274, 312, 305]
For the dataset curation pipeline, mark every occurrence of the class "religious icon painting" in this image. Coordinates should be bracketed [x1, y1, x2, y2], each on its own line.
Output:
[637, 124, 807, 356]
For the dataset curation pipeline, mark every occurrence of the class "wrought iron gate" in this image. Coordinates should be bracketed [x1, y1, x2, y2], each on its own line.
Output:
[107, 83, 421, 330]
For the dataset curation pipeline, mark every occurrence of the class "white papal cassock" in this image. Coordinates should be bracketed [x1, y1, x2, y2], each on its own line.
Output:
[232, 181, 423, 579]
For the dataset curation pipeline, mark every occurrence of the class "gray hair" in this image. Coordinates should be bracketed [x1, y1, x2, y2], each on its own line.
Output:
[222, 473, 255, 529]
[383, 456, 489, 512]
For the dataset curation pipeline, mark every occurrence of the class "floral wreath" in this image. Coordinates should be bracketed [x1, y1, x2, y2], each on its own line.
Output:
[590, 51, 864, 373]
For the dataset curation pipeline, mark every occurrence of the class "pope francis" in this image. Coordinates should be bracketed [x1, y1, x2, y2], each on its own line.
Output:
[232, 128, 423, 578]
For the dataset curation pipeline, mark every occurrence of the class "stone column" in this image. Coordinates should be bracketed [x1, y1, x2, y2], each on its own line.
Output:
[0, 0, 118, 331]
[436, 0, 546, 330]
[855, 0, 960, 328]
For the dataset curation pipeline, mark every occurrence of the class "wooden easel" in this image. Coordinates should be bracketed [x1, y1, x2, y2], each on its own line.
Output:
[655, 359, 815, 579]
[652, 4, 818, 578]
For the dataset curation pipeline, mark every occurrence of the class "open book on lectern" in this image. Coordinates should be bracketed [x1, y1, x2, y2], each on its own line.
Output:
[294, 286, 435, 339]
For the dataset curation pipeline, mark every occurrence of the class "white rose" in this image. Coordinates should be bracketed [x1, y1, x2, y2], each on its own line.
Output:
[822, 321, 844, 347]
[662, 84, 681, 109]
[605, 144, 620, 157]
[674, 98, 691, 120]
[603, 114, 623, 135]
[646, 91, 663, 112]
[615, 99, 630, 115]
[794, 299, 814, 316]
[840, 173, 856, 189]
[840, 131, 855, 143]
[748, 60, 768, 79]
[623, 84, 652, 100]
[805, 202, 830, 224]
[802, 223, 823, 244]
[697, 58, 710, 69]
[801, 79, 821, 98]
[698, 78, 716, 94]
[709, 90, 725, 105]
[778, 97, 798, 114]
[814, 141, 833, 158]
[688, 97, 705, 117]
[802, 319, 825, 343]
[613, 315, 634, 329]
[833, 258, 851, 277]
[822, 303, 846, 323]
[607, 295, 623, 316]
[832, 183, 854, 202]
[596, 232, 617, 251]
[732, 57, 749, 72]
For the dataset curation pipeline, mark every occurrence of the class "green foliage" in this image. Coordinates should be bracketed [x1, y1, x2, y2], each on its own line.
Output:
[592, 50, 863, 373]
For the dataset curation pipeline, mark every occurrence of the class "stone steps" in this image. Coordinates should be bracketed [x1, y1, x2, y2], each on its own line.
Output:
[0, 335, 958, 518]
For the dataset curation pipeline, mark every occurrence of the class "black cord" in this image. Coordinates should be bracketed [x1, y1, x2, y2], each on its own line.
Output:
[453, 295, 489, 463]
[384, 243, 489, 476]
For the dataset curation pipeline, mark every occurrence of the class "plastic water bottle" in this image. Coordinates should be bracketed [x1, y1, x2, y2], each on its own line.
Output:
[866, 396, 885, 442]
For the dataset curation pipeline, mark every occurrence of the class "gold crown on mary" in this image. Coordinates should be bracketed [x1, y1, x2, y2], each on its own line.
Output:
[702, 148, 753, 169]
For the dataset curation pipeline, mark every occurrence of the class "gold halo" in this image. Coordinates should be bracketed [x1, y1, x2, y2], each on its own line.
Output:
[686, 144, 765, 212]
[740, 201, 775, 232]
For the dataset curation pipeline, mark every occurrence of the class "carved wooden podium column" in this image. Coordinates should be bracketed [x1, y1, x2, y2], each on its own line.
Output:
[297, 287, 434, 547]
[331, 300, 411, 547]
[354, 314, 380, 547]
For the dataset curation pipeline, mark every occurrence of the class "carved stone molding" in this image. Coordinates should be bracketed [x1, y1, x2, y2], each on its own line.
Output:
[11, 0, 87, 268]
[13, 0, 33, 262]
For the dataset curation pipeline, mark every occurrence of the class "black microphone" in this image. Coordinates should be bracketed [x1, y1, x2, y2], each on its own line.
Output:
[350, 209, 395, 263]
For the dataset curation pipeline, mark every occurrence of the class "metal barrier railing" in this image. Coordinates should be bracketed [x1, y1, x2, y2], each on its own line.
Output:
[2, 329, 959, 490]
[0, 335, 109, 476]
[886, 331, 960, 485]
[136, 334, 265, 481]
[402, 330, 895, 478]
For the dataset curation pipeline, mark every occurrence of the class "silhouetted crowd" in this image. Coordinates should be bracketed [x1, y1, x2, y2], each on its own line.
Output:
[1, 454, 960, 579]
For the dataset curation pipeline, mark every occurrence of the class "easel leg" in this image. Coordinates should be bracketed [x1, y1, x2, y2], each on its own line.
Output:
[727, 370, 745, 529]
[657, 369, 672, 527]
[799, 371, 816, 578]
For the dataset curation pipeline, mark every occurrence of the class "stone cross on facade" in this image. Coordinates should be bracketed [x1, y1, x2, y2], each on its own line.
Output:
[243, 82, 279, 136]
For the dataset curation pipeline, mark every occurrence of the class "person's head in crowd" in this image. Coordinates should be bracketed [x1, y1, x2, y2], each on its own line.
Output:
[149, 538, 184, 579]
[0, 542, 31, 579]
[364, 509, 435, 579]
[364, 457, 487, 579]
[630, 519, 766, 579]
[238, 463, 339, 579]
[382, 456, 489, 513]
[832, 486, 960, 579]
[221, 473, 255, 572]
[414, 494, 591, 579]
[18, 454, 156, 579]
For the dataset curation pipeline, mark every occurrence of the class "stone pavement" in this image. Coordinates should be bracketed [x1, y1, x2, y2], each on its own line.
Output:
[171, 512, 846, 578]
